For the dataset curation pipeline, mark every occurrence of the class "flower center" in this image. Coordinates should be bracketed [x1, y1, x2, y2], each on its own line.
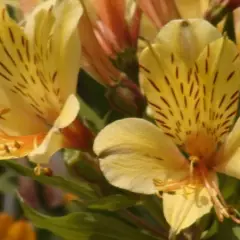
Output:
[184, 131, 218, 167]
[154, 129, 240, 224]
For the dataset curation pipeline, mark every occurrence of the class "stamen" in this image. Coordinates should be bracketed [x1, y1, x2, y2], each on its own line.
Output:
[198, 164, 230, 221]
[189, 155, 199, 178]
[34, 164, 53, 176]
[153, 177, 192, 193]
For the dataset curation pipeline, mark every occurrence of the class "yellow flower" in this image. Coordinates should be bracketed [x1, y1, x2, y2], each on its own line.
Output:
[94, 19, 240, 235]
[136, 0, 211, 54]
[0, 213, 36, 240]
[137, 0, 210, 30]
[0, 1, 93, 163]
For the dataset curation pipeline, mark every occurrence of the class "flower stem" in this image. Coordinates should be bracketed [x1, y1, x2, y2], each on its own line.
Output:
[120, 210, 168, 239]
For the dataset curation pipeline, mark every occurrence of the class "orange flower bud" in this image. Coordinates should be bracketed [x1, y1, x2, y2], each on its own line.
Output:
[64, 193, 78, 204]
[4, 220, 36, 240]
[0, 213, 14, 239]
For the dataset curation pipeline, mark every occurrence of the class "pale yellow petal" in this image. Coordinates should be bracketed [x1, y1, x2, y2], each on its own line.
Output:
[174, 0, 209, 18]
[0, 5, 81, 161]
[217, 147, 240, 180]
[28, 127, 62, 164]
[216, 118, 240, 179]
[163, 186, 212, 235]
[0, 88, 47, 136]
[50, 0, 83, 100]
[140, 43, 200, 145]
[140, 32, 240, 148]
[0, 4, 81, 126]
[28, 94, 79, 164]
[155, 19, 221, 66]
[23, 0, 56, 36]
[0, 7, 60, 125]
[223, 117, 240, 157]
[195, 37, 240, 143]
[138, 14, 158, 52]
[25, 0, 83, 100]
[54, 94, 80, 129]
[94, 118, 187, 194]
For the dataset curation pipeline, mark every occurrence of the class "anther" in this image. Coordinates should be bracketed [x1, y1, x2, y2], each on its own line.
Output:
[189, 156, 200, 165]
[34, 164, 53, 177]
[189, 155, 200, 177]
[14, 141, 21, 149]
[4, 144, 10, 153]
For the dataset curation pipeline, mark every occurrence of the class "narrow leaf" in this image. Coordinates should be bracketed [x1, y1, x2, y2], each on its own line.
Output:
[87, 194, 139, 211]
[0, 160, 97, 200]
[20, 198, 157, 240]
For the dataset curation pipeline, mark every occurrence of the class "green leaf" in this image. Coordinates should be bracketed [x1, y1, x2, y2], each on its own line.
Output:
[0, 160, 97, 201]
[78, 97, 105, 131]
[142, 196, 168, 228]
[20, 198, 157, 240]
[221, 175, 239, 200]
[87, 194, 139, 211]
[201, 220, 218, 239]
[233, 226, 240, 239]
[207, 219, 237, 240]
[64, 149, 104, 183]
[77, 70, 109, 118]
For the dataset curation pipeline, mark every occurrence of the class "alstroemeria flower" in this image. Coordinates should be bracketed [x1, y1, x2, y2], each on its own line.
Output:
[94, 19, 240, 234]
[137, 0, 233, 45]
[78, 1, 145, 117]
[0, 1, 93, 163]
[136, 0, 211, 53]
[78, 0, 142, 86]
[78, 9, 123, 86]
[80, 0, 141, 57]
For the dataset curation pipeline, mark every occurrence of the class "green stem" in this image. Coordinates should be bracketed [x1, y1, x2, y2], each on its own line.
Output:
[121, 210, 168, 239]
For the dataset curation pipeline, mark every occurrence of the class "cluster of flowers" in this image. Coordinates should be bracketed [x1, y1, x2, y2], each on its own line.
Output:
[2, 0, 240, 236]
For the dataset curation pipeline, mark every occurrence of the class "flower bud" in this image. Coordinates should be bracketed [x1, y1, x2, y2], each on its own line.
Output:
[0, 213, 14, 239]
[4, 220, 36, 240]
[106, 77, 146, 117]
[204, 0, 240, 25]
[64, 193, 78, 204]
[226, 0, 240, 10]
